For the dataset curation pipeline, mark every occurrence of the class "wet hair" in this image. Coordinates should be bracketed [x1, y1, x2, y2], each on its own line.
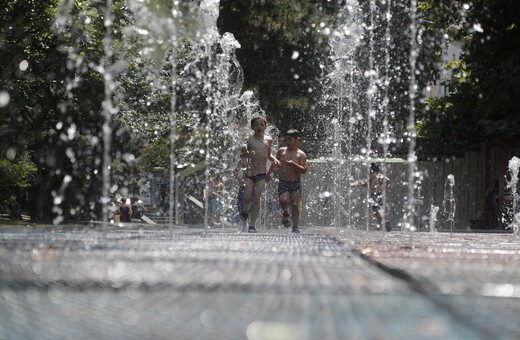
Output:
[285, 129, 301, 138]
[250, 114, 267, 127]
[370, 163, 380, 172]
[209, 168, 217, 175]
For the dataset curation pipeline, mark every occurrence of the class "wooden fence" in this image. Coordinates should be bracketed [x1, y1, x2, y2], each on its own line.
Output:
[300, 145, 520, 230]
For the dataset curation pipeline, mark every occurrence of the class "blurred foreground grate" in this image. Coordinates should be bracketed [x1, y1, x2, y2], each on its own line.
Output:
[1, 226, 519, 339]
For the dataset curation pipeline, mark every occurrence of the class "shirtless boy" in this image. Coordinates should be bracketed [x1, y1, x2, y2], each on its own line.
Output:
[267, 129, 307, 233]
[240, 115, 280, 233]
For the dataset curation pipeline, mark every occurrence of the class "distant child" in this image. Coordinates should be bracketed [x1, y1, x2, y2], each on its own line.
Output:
[360, 163, 391, 231]
[118, 197, 133, 223]
[267, 129, 308, 233]
[130, 196, 147, 222]
[240, 115, 281, 233]
[203, 168, 224, 226]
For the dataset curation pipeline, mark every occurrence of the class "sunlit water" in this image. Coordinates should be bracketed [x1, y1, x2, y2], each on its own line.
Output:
[506, 156, 520, 236]
[3, 1, 520, 338]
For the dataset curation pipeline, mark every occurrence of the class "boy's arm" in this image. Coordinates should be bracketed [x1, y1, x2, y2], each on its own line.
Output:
[267, 161, 278, 177]
[267, 140, 281, 167]
[233, 157, 246, 177]
[286, 151, 307, 173]
[385, 176, 391, 194]
[266, 149, 282, 178]
[299, 152, 308, 173]
[266, 163, 275, 182]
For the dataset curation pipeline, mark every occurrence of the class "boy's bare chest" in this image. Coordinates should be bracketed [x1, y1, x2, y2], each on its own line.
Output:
[281, 149, 298, 162]
[248, 137, 268, 153]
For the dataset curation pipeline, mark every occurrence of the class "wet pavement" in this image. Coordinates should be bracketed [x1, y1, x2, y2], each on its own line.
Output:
[1, 224, 519, 339]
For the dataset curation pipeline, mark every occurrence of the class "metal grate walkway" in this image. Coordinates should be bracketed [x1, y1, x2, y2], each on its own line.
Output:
[1, 225, 519, 339]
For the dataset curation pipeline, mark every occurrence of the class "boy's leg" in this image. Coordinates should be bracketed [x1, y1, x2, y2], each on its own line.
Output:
[242, 180, 254, 216]
[249, 180, 266, 232]
[279, 192, 291, 228]
[290, 191, 302, 232]
[375, 210, 390, 231]
[241, 180, 254, 231]
[375, 211, 382, 226]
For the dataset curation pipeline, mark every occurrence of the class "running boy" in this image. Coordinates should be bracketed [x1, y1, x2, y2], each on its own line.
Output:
[267, 129, 307, 233]
[240, 115, 280, 233]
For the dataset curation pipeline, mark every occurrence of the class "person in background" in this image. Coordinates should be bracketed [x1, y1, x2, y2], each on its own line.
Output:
[109, 196, 119, 223]
[360, 163, 391, 231]
[118, 197, 132, 223]
[131, 196, 147, 222]
[203, 168, 224, 226]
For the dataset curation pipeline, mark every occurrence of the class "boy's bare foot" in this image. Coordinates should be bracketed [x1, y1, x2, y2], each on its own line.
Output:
[292, 226, 300, 233]
[282, 212, 291, 228]
[248, 227, 257, 233]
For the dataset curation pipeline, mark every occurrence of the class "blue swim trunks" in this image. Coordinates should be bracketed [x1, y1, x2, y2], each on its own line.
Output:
[208, 197, 223, 213]
[246, 173, 267, 183]
[369, 193, 383, 211]
[278, 179, 301, 196]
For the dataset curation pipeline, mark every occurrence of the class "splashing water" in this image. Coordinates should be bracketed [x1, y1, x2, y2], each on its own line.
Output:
[506, 156, 520, 237]
[429, 204, 439, 233]
[443, 174, 456, 235]
[48, 0, 437, 232]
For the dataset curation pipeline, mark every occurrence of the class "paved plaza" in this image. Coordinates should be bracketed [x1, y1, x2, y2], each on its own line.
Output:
[1, 224, 519, 339]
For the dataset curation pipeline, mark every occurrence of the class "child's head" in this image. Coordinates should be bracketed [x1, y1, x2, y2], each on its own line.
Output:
[285, 129, 301, 139]
[250, 114, 268, 128]
[284, 129, 301, 148]
[370, 163, 380, 173]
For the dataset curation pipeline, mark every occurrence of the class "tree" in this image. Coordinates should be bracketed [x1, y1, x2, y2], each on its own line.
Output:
[0, 151, 37, 216]
[0, 0, 136, 221]
[218, 0, 445, 156]
[218, 0, 342, 141]
[417, 0, 520, 156]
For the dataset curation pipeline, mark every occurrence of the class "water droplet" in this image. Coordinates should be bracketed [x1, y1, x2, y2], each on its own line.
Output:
[0, 91, 10, 107]
[19, 60, 29, 71]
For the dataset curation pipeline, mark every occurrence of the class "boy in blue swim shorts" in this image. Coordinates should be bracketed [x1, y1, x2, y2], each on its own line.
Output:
[267, 129, 307, 233]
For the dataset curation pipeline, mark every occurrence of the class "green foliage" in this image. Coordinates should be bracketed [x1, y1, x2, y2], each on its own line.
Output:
[218, 0, 341, 136]
[7, 0, 515, 220]
[138, 136, 171, 175]
[418, 0, 520, 156]
[0, 151, 37, 216]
